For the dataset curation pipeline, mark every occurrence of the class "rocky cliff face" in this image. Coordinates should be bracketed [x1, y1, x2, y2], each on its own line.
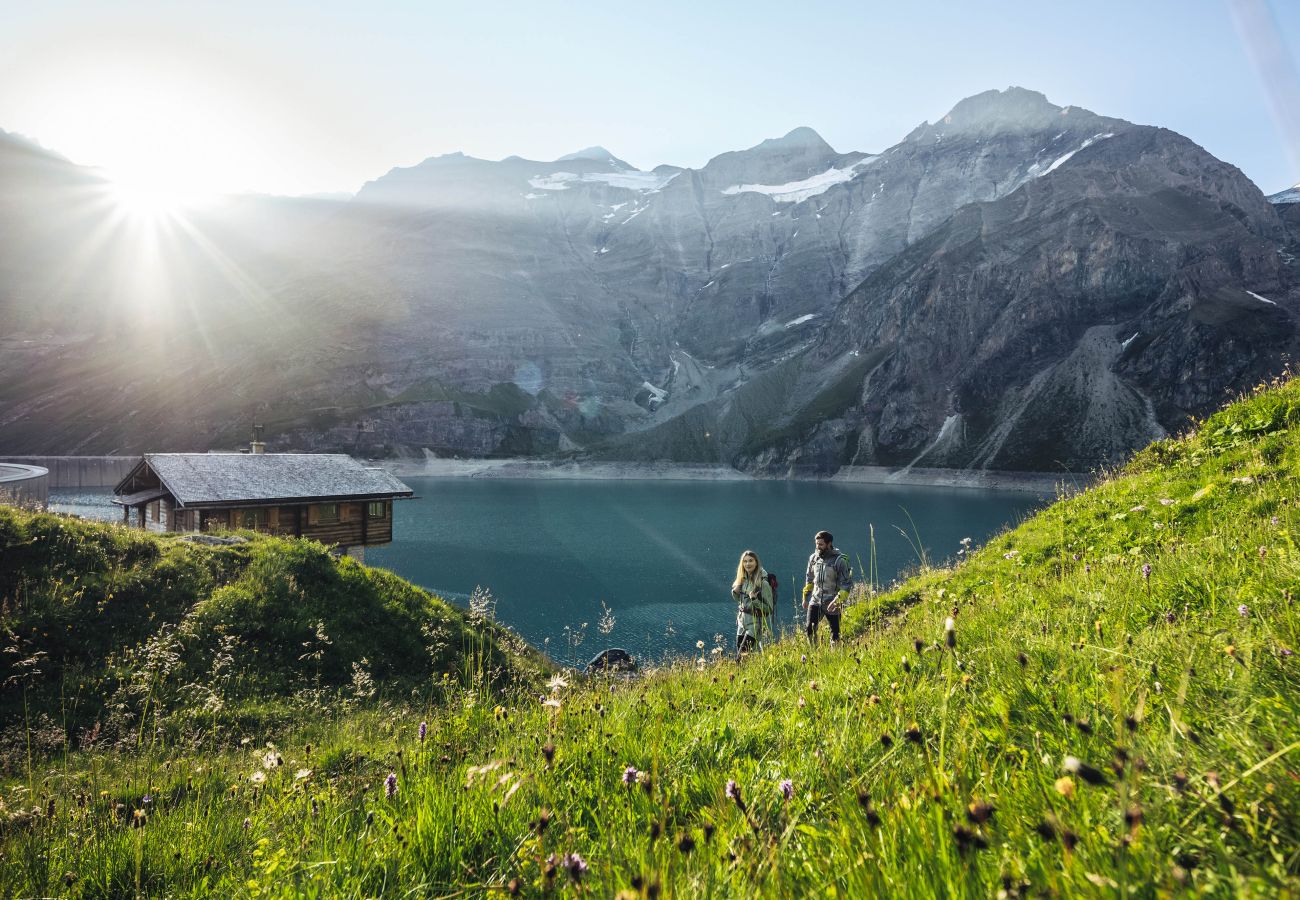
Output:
[0, 90, 1296, 471]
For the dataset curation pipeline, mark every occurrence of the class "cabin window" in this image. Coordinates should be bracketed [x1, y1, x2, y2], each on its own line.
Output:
[368, 501, 386, 519]
[238, 508, 268, 529]
[316, 503, 340, 524]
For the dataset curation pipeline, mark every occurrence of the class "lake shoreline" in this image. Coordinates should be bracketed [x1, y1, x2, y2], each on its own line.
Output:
[376, 458, 1085, 494]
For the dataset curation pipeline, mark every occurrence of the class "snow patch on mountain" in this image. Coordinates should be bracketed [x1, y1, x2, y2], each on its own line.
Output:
[1031, 133, 1115, 178]
[720, 156, 880, 204]
[528, 170, 679, 192]
[1246, 290, 1278, 306]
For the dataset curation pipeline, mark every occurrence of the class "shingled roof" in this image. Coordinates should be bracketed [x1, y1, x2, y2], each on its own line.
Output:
[114, 454, 412, 508]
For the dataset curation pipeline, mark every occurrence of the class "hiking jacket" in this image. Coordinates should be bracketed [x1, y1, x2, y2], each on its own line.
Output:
[732, 567, 773, 640]
[731, 568, 774, 614]
[805, 549, 852, 606]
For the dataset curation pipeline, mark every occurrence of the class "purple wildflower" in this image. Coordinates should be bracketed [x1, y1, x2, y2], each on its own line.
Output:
[801, 654, 807, 663]
[623, 765, 639, 786]
[1141, 563, 1152, 580]
[1281, 647, 1294, 658]
[1084, 564, 1091, 574]
[141, 794, 153, 806]
[418, 721, 427, 743]
[1238, 604, 1250, 617]
[725, 780, 739, 802]
[385, 772, 398, 799]
[779, 779, 793, 802]
[561, 852, 588, 881]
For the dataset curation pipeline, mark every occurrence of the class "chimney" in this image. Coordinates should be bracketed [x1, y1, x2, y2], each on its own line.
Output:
[250, 424, 266, 455]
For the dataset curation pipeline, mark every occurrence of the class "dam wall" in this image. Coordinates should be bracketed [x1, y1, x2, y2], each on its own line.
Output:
[0, 456, 136, 489]
[0, 463, 49, 508]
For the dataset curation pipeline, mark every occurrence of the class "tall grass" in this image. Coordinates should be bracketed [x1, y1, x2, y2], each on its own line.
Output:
[2, 376, 1299, 896]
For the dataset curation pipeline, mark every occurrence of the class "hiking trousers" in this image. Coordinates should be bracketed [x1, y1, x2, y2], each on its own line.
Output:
[805, 603, 841, 644]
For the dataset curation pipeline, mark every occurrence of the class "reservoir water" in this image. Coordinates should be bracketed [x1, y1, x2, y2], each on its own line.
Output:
[50, 478, 1050, 664]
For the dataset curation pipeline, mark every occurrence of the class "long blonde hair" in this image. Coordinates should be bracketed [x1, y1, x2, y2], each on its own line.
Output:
[732, 550, 763, 592]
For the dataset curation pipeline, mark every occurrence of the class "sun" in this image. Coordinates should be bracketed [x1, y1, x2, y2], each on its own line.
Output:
[103, 167, 212, 222]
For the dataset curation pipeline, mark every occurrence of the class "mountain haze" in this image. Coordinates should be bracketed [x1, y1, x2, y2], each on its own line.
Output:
[0, 89, 1296, 471]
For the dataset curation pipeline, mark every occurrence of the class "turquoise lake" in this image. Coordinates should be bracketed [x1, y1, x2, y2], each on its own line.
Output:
[50, 478, 1050, 665]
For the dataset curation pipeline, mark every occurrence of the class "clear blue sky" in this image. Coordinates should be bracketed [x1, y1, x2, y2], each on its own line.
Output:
[0, 0, 1296, 195]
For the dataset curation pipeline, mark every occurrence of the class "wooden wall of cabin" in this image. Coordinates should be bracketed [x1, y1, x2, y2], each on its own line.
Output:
[197, 500, 393, 546]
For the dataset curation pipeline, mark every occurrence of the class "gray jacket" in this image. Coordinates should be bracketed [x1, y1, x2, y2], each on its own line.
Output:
[805, 549, 852, 606]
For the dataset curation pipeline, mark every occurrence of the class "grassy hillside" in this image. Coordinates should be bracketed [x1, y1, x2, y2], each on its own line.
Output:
[2, 376, 1298, 896]
[0, 514, 550, 757]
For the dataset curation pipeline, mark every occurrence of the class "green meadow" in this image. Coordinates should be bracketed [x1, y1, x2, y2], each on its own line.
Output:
[2, 376, 1298, 897]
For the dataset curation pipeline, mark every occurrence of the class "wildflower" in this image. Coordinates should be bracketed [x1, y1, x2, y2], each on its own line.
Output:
[944, 617, 956, 650]
[141, 794, 153, 806]
[904, 722, 923, 744]
[542, 697, 562, 710]
[533, 808, 553, 835]
[243, 817, 251, 831]
[561, 852, 588, 882]
[249, 771, 266, 785]
[1084, 564, 1092, 574]
[1238, 604, 1250, 617]
[623, 765, 639, 786]
[800, 654, 807, 663]
[132, 808, 147, 828]
[951, 824, 988, 853]
[725, 780, 739, 802]
[294, 768, 312, 781]
[1141, 563, 1152, 580]
[797, 696, 807, 708]
[809, 679, 819, 691]
[1003, 550, 1018, 560]
[696, 640, 705, 650]
[779, 779, 794, 802]
[1281, 647, 1294, 658]
[1271, 515, 1280, 526]
[966, 800, 995, 824]
[1259, 546, 1267, 558]
[418, 721, 427, 742]
[1159, 498, 1174, 506]
[1055, 776, 1076, 798]
[901, 655, 911, 673]
[1062, 755, 1109, 786]
[385, 773, 398, 799]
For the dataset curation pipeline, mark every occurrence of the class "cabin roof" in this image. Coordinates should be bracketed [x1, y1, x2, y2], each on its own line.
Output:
[113, 453, 413, 508]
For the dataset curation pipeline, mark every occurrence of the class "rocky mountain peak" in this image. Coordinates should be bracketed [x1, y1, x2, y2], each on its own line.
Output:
[913, 87, 1111, 139]
[754, 126, 833, 154]
[556, 146, 630, 168]
[1269, 183, 1300, 204]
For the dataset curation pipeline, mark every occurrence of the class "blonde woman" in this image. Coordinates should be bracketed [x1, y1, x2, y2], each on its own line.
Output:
[731, 549, 774, 661]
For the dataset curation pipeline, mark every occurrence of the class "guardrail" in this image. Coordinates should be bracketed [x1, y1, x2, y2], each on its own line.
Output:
[0, 456, 136, 488]
[0, 463, 49, 509]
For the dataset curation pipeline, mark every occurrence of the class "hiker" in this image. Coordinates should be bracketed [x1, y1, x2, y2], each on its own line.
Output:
[731, 549, 774, 661]
[803, 530, 852, 645]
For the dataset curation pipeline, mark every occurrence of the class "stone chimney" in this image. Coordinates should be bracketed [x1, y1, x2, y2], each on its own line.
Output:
[250, 424, 266, 455]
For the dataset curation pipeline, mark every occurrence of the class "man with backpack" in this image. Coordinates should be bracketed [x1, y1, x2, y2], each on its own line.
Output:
[803, 530, 852, 645]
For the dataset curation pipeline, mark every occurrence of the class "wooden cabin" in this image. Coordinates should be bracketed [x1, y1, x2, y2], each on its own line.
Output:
[113, 452, 413, 560]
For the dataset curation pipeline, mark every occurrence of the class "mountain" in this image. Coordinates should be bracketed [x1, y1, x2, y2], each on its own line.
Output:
[0, 88, 1295, 471]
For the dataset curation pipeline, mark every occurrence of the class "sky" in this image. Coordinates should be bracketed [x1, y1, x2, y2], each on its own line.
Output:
[0, 0, 1297, 197]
